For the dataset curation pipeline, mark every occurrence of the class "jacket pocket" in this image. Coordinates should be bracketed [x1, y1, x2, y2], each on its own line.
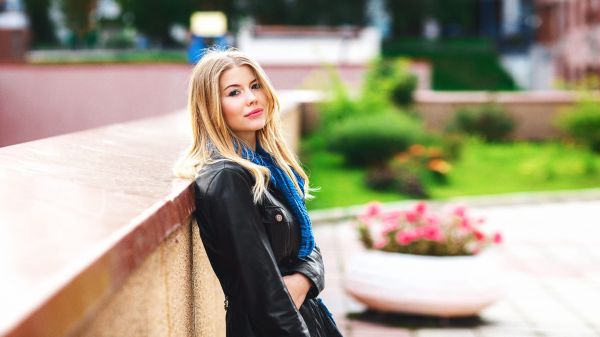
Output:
[261, 205, 292, 261]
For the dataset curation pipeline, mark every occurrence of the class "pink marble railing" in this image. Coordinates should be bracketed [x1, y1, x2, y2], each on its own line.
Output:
[0, 112, 194, 336]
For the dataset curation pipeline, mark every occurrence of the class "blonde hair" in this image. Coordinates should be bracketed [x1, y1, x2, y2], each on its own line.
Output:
[173, 47, 311, 203]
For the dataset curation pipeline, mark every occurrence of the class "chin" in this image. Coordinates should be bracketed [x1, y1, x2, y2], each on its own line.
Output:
[251, 119, 267, 130]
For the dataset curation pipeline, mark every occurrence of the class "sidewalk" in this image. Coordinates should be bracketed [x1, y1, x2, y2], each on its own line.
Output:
[315, 199, 600, 337]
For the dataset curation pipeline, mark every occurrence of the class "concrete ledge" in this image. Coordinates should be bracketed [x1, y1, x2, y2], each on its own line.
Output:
[414, 90, 597, 140]
[0, 112, 194, 336]
[415, 90, 580, 104]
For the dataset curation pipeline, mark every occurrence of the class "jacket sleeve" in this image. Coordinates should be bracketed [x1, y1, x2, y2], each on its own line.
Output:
[204, 168, 310, 337]
[286, 246, 325, 299]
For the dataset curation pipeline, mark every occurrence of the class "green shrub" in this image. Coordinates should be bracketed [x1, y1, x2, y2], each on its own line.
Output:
[327, 112, 426, 167]
[448, 104, 515, 142]
[316, 57, 418, 137]
[362, 57, 418, 108]
[364, 165, 429, 198]
[364, 144, 451, 198]
[392, 167, 429, 198]
[105, 28, 136, 49]
[365, 166, 396, 190]
[441, 133, 465, 160]
[316, 69, 362, 131]
[382, 38, 519, 91]
[390, 144, 452, 185]
[390, 75, 418, 107]
[556, 98, 600, 152]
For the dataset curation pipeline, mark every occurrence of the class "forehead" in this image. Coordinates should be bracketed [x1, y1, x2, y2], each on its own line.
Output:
[219, 65, 256, 87]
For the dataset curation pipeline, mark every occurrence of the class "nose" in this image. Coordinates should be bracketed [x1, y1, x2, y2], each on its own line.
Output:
[246, 89, 257, 105]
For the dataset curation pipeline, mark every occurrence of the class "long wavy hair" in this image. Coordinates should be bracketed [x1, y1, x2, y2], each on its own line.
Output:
[173, 48, 311, 203]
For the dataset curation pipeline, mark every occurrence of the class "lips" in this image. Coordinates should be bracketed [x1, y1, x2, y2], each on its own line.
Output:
[245, 108, 264, 118]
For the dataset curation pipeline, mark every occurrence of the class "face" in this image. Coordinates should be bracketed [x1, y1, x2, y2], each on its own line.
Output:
[219, 65, 268, 147]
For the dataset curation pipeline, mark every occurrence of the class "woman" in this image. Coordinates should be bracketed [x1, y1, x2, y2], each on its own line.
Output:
[175, 48, 343, 337]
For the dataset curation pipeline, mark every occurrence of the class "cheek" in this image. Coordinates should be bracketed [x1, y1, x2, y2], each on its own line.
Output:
[221, 99, 240, 126]
[257, 91, 268, 105]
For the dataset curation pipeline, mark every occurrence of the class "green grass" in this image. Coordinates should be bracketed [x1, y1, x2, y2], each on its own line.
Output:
[304, 150, 410, 210]
[382, 38, 518, 91]
[304, 139, 600, 210]
[27, 49, 188, 64]
[431, 140, 600, 198]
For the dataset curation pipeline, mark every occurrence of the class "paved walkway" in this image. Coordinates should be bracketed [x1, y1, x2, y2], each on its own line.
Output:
[315, 200, 600, 337]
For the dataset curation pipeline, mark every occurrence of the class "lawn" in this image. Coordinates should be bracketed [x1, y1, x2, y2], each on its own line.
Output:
[27, 49, 188, 64]
[303, 139, 600, 210]
[303, 150, 411, 210]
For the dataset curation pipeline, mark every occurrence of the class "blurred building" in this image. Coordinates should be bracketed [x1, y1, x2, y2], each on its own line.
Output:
[0, 0, 28, 62]
[535, 0, 600, 87]
[237, 24, 380, 66]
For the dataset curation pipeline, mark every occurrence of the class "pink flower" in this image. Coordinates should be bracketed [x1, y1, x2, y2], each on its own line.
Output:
[381, 221, 400, 235]
[425, 214, 439, 226]
[404, 211, 418, 223]
[415, 201, 427, 215]
[473, 229, 486, 241]
[380, 210, 403, 225]
[453, 205, 467, 218]
[373, 237, 389, 249]
[363, 202, 382, 218]
[460, 217, 471, 229]
[420, 225, 444, 242]
[395, 230, 418, 245]
[493, 232, 503, 244]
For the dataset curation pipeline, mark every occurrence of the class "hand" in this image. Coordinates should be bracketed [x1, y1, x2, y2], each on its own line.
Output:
[282, 273, 312, 309]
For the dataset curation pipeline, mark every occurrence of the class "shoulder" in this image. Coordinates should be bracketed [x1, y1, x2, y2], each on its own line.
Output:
[194, 160, 253, 197]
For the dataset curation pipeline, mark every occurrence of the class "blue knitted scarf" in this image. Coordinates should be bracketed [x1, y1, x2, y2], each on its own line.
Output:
[236, 141, 336, 325]
[239, 142, 315, 260]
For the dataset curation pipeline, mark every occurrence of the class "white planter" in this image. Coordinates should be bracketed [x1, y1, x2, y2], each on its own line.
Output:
[344, 250, 504, 317]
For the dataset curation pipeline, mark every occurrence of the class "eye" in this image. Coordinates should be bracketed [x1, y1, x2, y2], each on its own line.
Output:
[251, 82, 262, 90]
[227, 89, 241, 97]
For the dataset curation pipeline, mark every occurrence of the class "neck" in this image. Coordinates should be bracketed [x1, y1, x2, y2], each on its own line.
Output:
[236, 131, 256, 151]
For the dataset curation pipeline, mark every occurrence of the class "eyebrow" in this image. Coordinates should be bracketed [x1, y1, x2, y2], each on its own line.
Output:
[222, 78, 258, 92]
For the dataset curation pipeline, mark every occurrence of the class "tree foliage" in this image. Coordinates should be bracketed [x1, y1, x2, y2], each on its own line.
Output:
[22, 0, 56, 46]
[61, 0, 98, 46]
[116, 0, 239, 46]
[247, 0, 366, 26]
[112, 0, 366, 46]
[387, 0, 477, 37]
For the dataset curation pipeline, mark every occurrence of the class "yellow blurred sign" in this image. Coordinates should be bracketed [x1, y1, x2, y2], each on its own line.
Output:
[190, 12, 227, 37]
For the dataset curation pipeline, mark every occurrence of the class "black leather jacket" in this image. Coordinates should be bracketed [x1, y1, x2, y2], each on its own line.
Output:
[194, 160, 339, 337]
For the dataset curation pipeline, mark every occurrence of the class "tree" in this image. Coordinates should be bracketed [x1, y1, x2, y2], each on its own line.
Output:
[61, 0, 98, 47]
[387, 0, 477, 38]
[22, 0, 56, 47]
[114, 0, 365, 46]
[116, 0, 239, 47]
[248, 0, 366, 26]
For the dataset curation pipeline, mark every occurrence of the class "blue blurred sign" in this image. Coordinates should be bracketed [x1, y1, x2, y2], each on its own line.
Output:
[187, 11, 228, 64]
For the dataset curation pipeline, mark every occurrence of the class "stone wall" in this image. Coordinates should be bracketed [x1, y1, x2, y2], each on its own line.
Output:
[414, 90, 579, 140]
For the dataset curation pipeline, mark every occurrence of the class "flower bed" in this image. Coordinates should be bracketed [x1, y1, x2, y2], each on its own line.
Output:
[344, 201, 504, 317]
[357, 202, 502, 256]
